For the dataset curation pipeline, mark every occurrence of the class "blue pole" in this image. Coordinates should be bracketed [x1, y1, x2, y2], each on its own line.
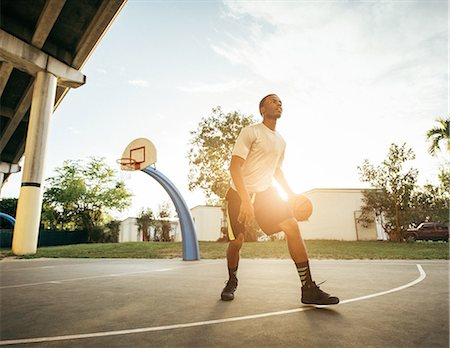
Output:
[0, 212, 16, 227]
[142, 167, 200, 261]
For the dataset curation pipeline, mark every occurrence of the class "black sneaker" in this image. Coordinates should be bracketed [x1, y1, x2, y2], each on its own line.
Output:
[301, 282, 339, 305]
[221, 279, 238, 301]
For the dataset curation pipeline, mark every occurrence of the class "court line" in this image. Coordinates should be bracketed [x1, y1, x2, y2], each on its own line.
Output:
[0, 268, 174, 289]
[0, 261, 214, 289]
[339, 263, 426, 305]
[0, 264, 426, 346]
[0, 259, 184, 272]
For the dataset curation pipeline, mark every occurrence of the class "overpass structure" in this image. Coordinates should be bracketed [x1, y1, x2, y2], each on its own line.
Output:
[0, 0, 127, 254]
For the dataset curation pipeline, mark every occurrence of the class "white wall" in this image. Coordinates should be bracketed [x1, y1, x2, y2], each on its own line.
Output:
[121, 190, 377, 243]
[299, 189, 377, 241]
[119, 217, 141, 242]
[190, 205, 223, 241]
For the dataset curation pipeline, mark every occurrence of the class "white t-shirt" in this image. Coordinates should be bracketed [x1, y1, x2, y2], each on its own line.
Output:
[231, 123, 286, 193]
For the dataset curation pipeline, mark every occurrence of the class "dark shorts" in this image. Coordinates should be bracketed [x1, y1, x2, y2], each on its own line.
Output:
[226, 187, 293, 240]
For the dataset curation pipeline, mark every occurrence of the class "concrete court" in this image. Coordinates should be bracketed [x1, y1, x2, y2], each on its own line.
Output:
[0, 258, 448, 348]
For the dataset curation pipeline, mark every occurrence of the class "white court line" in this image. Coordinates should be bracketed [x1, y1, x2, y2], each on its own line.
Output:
[0, 268, 174, 289]
[0, 264, 426, 346]
[337, 263, 426, 305]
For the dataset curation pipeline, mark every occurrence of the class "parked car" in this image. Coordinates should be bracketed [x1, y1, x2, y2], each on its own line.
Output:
[404, 222, 449, 242]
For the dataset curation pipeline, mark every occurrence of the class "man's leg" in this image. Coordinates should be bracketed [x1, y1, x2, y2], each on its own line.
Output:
[278, 218, 314, 286]
[221, 233, 244, 301]
[227, 233, 245, 272]
[278, 218, 308, 263]
[278, 218, 339, 305]
[222, 188, 245, 301]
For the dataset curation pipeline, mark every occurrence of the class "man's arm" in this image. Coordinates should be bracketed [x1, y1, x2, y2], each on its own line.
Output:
[230, 155, 254, 225]
[274, 167, 296, 199]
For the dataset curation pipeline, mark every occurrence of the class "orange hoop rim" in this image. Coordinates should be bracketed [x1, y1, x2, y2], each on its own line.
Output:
[116, 157, 140, 170]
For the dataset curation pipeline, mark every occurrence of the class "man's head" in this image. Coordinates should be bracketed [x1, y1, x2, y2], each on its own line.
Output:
[259, 94, 282, 119]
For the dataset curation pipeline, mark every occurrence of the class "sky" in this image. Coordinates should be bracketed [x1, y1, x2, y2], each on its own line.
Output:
[1, 0, 448, 220]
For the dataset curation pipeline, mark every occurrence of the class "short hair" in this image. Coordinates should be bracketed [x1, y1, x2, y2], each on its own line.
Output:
[259, 94, 277, 115]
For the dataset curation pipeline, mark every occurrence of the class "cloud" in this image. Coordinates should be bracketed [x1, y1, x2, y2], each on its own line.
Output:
[217, 2, 446, 81]
[178, 79, 252, 93]
[213, 1, 447, 120]
[128, 79, 150, 88]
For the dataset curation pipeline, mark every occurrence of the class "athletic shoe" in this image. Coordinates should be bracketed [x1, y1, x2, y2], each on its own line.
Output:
[221, 279, 238, 301]
[301, 282, 339, 305]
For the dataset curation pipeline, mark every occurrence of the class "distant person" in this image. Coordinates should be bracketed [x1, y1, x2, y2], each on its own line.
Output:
[221, 94, 339, 305]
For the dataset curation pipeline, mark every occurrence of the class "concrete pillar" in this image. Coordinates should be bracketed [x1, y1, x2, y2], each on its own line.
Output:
[12, 71, 57, 255]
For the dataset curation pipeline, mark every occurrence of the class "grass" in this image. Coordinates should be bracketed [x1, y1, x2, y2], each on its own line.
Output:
[0, 240, 448, 260]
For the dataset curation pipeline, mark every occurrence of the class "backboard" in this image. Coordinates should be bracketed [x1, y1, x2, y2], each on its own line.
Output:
[118, 138, 157, 171]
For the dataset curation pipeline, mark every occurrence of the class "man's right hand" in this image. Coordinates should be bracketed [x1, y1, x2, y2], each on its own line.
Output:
[237, 199, 255, 226]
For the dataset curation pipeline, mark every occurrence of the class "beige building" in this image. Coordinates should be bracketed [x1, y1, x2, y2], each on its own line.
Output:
[172, 206, 225, 242]
[187, 205, 224, 242]
[121, 189, 383, 243]
[299, 188, 380, 241]
[119, 217, 142, 242]
[183, 189, 381, 242]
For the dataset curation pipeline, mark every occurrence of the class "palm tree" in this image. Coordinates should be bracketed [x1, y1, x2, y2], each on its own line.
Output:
[426, 117, 450, 156]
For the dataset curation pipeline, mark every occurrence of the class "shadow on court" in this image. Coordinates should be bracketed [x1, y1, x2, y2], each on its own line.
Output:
[0, 258, 448, 347]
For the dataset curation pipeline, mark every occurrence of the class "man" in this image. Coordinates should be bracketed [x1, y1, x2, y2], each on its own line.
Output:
[221, 94, 339, 305]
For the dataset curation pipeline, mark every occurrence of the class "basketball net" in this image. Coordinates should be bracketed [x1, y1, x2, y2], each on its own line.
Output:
[116, 158, 137, 183]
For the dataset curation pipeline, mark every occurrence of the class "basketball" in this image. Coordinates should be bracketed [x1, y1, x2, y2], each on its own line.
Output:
[292, 195, 313, 221]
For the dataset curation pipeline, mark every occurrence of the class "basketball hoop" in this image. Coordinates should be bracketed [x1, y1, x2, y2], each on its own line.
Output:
[117, 157, 140, 171]
[119, 137, 157, 172]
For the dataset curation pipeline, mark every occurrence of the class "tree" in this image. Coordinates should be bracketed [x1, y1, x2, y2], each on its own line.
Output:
[136, 208, 155, 241]
[410, 164, 450, 225]
[104, 220, 121, 243]
[188, 106, 258, 241]
[153, 201, 174, 242]
[42, 157, 132, 242]
[41, 201, 63, 230]
[0, 197, 17, 217]
[188, 106, 257, 203]
[426, 117, 449, 156]
[358, 143, 418, 242]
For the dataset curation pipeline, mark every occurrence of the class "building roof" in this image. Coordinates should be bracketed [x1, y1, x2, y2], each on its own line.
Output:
[304, 188, 374, 194]
[191, 205, 222, 210]
[0, 0, 127, 186]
